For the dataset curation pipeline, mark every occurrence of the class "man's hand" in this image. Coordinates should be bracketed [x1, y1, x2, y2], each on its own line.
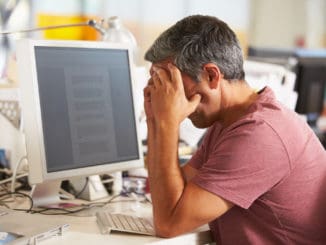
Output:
[147, 63, 201, 127]
[143, 78, 154, 122]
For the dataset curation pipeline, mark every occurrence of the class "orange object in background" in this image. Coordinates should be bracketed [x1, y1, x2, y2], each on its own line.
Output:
[37, 14, 101, 40]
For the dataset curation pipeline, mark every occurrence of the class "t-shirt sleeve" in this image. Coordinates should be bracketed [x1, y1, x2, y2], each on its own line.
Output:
[190, 119, 291, 209]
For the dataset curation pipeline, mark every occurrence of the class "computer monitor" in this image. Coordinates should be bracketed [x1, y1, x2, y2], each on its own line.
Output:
[247, 46, 295, 67]
[248, 46, 326, 124]
[293, 50, 326, 126]
[16, 39, 144, 206]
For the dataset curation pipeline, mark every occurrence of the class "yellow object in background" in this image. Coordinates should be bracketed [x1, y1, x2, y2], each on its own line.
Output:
[37, 14, 101, 40]
[234, 30, 248, 57]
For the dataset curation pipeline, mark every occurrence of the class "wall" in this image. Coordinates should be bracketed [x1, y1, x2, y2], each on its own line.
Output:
[32, 0, 251, 65]
[305, 0, 326, 48]
[249, 0, 326, 48]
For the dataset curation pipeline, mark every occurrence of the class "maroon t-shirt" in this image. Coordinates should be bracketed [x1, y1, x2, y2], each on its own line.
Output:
[188, 87, 326, 244]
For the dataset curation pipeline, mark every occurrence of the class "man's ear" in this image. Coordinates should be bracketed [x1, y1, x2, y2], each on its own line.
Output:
[202, 63, 221, 89]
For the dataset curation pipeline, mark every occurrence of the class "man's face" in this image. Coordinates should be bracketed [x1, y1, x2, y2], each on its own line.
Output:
[149, 60, 220, 129]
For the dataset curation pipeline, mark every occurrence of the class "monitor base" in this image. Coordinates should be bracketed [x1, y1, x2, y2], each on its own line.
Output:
[31, 180, 62, 207]
[69, 175, 109, 201]
[31, 175, 110, 207]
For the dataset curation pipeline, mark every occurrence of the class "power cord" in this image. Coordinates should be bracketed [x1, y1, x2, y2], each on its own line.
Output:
[22, 193, 123, 215]
[2, 190, 151, 216]
[11, 156, 28, 194]
[74, 177, 89, 199]
[0, 191, 33, 212]
[0, 172, 28, 186]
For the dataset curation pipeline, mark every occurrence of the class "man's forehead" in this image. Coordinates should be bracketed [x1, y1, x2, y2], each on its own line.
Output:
[150, 60, 194, 81]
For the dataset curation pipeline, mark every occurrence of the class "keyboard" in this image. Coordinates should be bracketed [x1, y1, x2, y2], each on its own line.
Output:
[96, 211, 155, 236]
[0, 209, 8, 216]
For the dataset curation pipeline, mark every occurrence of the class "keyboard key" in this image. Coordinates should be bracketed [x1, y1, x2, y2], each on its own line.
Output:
[96, 211, 155, 236]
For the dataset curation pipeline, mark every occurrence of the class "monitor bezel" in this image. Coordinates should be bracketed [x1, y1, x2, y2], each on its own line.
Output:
[17, 39, 144, 185]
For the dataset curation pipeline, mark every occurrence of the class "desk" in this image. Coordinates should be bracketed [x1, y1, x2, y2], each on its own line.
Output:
[8, 195, 213, 245]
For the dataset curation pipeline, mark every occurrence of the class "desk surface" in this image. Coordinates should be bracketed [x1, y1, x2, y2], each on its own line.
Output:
[9, 195, 213, 245]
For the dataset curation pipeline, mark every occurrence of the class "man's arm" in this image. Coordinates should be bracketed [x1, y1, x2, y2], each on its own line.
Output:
[181, 163, 199, 182]
[144, 64, 233, 237]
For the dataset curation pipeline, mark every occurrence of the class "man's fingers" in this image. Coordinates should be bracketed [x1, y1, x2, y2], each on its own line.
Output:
[147, 77, 154, 86]
[168, 63, 183, 89]
[152, 73, 162, 88]
[143, 86, 152, 102]
[153, 66, 170, 85]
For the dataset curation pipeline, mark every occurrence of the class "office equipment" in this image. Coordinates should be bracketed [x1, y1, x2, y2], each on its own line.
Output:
[0, 100, 20, 129]
[0, 88, 26, 171]
[293, 50, 326, 126]
[96, 211, 155, 235]
[247, 46, 295, 65]
[0, 207, 69, 245]
[0, 19, 106, 37]
[0, 110, 26, 172]
[3, 193, 213, 245]
[244, 60, 298, 110]
[248, 47, 326, 117]
[16, 39, 144, 207]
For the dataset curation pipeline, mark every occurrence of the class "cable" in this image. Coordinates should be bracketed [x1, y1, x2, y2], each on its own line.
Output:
[25, 192, 143, 216]
[0, 172, 28, 185]
[0, 190, 151, 216]
[74, 177, 89, 199]
[26, 193, 122, 216]
[10, 156, 28, 194]
[0, 168, 12, 174]
[0, 191, 33, 212]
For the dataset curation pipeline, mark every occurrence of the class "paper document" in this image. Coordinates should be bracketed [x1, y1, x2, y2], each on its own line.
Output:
[0, 208, 69, 245]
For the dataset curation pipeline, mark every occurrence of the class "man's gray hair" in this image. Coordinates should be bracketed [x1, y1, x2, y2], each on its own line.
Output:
[145, 15, 245, 82]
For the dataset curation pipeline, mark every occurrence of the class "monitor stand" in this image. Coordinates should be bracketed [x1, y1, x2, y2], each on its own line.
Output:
[69, 175, 109, 201]
[31, 180, 63, 207]
[31, 175, 109, 207]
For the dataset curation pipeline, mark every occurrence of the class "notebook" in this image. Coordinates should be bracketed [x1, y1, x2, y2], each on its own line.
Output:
[0, 207, 69, 245]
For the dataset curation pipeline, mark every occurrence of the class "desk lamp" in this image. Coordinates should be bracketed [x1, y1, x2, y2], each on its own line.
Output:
[0, 19, 107, 37]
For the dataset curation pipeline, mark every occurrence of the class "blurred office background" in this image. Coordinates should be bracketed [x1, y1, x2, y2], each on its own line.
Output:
[0, 0, 326, 150]
[1, 0, 325, 68]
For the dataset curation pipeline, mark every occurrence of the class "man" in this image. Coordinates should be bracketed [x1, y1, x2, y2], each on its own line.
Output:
[143, 15, 326, 244]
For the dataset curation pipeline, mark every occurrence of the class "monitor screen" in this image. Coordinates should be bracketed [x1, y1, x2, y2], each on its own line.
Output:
[16, 40, 144, 198]
[35, 46, 139, 172]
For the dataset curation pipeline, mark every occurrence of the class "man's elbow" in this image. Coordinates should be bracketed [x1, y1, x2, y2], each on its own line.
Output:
[155, 225, 179, 238]
[154, 220, 183, 238]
